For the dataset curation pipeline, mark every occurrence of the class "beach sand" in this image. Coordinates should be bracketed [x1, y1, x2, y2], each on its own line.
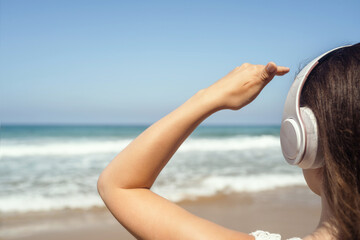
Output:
[1, 186, 321, 240]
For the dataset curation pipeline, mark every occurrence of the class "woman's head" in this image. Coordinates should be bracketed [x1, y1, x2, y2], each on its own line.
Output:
[300, 43, 360, 239]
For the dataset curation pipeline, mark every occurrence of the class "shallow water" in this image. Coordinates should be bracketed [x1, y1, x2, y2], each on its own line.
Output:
[0, 125, 305, 213]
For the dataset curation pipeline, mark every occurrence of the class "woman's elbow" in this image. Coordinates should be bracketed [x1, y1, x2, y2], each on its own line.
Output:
[97, 171, 111, 199]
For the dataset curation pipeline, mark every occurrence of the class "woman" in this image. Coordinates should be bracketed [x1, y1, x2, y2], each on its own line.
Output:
[98, 43, 360, 239]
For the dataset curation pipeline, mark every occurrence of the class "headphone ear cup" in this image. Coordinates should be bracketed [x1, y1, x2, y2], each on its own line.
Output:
[299, 107, 323, 169]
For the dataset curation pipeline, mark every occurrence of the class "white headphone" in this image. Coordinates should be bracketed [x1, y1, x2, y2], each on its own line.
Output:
[280, 45, 350, 169]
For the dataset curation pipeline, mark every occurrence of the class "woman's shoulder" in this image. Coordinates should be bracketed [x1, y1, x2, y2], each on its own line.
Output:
[250, 230, 301, 240]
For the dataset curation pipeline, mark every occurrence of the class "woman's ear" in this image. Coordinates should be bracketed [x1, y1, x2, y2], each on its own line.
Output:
[302, 168, 323, 196]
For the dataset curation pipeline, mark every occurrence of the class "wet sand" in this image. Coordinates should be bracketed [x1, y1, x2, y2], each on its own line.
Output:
[1, 186, 321, 240]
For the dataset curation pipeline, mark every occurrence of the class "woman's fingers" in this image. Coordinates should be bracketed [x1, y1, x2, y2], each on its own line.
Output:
[263, 62, 290, 77]
[275, 66, 290, 76]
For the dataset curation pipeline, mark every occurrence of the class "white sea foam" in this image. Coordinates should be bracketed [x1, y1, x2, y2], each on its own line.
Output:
[0, 174, 305, 213]
[180, 135, 279, 152]
[0, 139, 132, 157]
[1, 132, 297, 214]
[154, 174, 306, 202]
[0, 135, 279, 157]
[0, 194, 104, 213]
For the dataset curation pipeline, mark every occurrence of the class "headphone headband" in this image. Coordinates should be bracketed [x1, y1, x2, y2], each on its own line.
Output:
[281, 45, 350, 168]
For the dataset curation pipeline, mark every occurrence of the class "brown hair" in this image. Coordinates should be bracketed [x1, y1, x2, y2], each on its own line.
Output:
[300, 43, 360, 239]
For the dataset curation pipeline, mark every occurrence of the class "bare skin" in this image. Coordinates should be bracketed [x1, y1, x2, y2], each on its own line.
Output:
[97, 62, 334, 239]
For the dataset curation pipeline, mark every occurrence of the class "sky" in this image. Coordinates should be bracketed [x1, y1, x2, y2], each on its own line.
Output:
[1, 0, 360, 125]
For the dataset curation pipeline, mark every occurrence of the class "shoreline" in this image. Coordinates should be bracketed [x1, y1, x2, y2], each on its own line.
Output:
[1, 186, 321, 240]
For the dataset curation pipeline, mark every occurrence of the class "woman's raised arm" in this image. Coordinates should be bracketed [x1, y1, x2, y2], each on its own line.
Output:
[97, 62, 290, 240]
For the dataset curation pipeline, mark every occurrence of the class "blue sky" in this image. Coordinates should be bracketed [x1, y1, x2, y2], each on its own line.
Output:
[1, 0, 359, 125]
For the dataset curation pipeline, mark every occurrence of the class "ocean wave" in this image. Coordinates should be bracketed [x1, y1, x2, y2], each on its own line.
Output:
[0, 139, 132, 157]
[0, 194, 104, 213]
[0, 135, 280, 157]
[180, 135, 279, 152]
[0, 173, 305, 213]
[154, 174, 306, 202]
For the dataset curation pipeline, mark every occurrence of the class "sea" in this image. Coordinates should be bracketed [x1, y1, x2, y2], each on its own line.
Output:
[0, 125, 306, 214]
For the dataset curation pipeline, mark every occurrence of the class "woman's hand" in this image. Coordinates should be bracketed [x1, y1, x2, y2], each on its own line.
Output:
[203, 62, 290, 110]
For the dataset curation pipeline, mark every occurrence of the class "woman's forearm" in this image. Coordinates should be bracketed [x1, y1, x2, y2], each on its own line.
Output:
[98, 89, 219, 191]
